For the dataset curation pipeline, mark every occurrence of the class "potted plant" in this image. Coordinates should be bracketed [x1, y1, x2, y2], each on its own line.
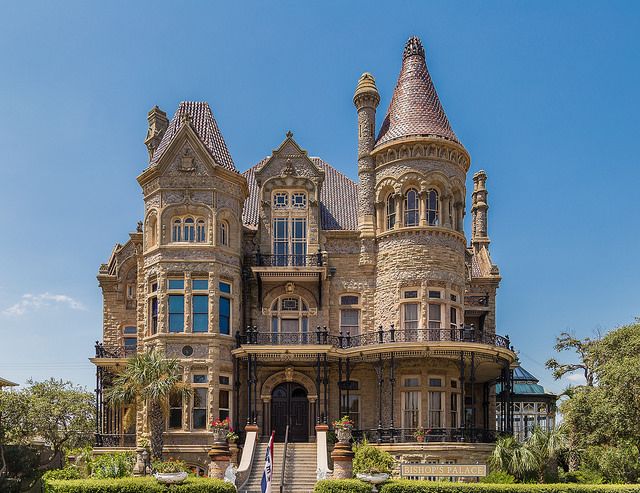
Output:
[332, 415, 354, 444]
[414, 426, 425, 443]
[210, 417, 231, 443]
[353, 440, 394, 492]
[153, 458, 188, 484]
[226, 429, 239, 444]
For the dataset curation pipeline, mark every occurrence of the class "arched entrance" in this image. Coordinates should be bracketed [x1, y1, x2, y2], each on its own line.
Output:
[271, 382, 309, 442]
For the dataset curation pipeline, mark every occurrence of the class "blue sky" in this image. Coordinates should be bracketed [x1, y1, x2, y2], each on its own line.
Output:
[0, 1, 638, 394]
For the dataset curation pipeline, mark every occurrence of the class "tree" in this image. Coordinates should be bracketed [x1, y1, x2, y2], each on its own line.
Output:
[545, 331, 598, 386]
[0, 389, 30, 476]
[104, 349, 189, 459]
[489, 435, 535, 481]
[526, 427, 568, 482]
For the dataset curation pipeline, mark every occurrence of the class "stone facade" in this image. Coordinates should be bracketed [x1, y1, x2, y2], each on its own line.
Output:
[92, 37, 516, 472]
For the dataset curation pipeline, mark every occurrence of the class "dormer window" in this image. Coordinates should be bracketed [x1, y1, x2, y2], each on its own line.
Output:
[171, 216, 207, 243]
[291, 192, 307, 209]
[273, 192, 289, 208]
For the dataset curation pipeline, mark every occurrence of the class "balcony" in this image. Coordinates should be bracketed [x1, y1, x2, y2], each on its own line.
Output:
[94, 342, 137, 359]
[236, 326, 511, 350]
[95, 433, 135, 448]
[251, 253, 324, 267]
[353, 427, 499, 444]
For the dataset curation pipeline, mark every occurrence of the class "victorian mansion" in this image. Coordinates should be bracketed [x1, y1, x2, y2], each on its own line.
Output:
[92, 37, 517, 469]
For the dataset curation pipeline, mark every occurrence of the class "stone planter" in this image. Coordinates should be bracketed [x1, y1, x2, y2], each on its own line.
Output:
[415, 435, 425, 443]
[154, 471, 188, 484]
[336, 427, 352, 444]
[356, 473, 390, 493]
[212, 427, 228, 443]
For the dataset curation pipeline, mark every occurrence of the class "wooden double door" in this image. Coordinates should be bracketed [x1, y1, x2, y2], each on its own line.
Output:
[271, 382, 309, 442]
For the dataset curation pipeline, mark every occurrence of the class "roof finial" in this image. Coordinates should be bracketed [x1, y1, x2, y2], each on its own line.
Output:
[403, 36, 425, 60]
[286, 130, 293, 139]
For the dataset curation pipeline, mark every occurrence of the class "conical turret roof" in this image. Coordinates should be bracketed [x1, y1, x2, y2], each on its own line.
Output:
[375, 36, 459, 148]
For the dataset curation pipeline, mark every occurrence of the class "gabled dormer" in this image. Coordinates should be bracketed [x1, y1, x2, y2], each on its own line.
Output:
[137, 102, 248, 253]
[252, 133, 325, 257]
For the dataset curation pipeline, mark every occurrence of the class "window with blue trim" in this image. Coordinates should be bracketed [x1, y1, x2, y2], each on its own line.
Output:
[168, 295, 184, 333]
[219, 281, 232, 335]
[193, 295, 208, 333]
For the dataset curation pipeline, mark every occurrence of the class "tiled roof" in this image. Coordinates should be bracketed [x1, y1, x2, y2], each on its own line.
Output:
[150, 101, 236, 172]
[375, 36, 459, 148]
[242, 157, 358, 231]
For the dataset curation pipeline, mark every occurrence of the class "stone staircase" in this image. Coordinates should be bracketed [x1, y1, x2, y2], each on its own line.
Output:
[241, 442, 318, 493]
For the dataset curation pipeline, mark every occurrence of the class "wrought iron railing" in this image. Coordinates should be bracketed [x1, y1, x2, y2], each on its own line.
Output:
[237, 326, 511, 350]
[95, 342, 137, 358]
[95, 433, 136, 447]
[251, 253, 324, 267]
[352, 427, 498, 444]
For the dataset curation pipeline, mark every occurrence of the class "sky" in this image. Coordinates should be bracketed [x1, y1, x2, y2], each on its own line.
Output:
[0, 1, 638, 395]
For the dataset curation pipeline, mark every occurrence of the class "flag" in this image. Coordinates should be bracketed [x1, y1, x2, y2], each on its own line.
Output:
[261, 431, 275, 493]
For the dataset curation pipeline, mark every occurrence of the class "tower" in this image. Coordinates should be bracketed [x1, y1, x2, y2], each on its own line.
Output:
[369, 36, 471, 330]
[353, 73, 380, 266]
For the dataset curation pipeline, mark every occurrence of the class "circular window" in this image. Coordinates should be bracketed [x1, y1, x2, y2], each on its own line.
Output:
[182, 345, 194, 357]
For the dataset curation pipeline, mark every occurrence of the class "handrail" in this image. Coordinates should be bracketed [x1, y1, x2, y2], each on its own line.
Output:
[279, 425, 289, 493]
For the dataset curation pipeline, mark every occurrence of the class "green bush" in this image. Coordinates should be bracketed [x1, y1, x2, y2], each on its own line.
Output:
[42, 466, 82, 481]
[352, 440, 395, 474]
[152, 458, 190, 473]
[558, 468, 605, 484]
[90, 452, 135, 479]
[315, 479, 372, 493]
[380, 480, 640, 493]
[582, 443, 640, 484]
[480, 471, 516, 484]
[44, 477, 236, 493]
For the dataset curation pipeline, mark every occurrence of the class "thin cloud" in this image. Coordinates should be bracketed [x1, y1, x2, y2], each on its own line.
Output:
[2, 293, 86, 316]
[564, 373, 587, 384]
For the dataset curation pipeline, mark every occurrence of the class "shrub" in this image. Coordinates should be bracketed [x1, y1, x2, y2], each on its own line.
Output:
[90, 451, 135, 479]
[480, 470, 516, 484]
[315, 479, 372, 493]
[380, 480, 640, 493]
[152, 458, 190, 473]
[558, 468, 605, 484]
[42, 466, 82, 481]
[43, 477, 236, 493]
[582, 443, 640, 484]
[352, 440, 395, 475]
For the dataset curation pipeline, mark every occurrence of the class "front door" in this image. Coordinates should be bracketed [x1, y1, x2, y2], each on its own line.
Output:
[271, 382, 309, 442]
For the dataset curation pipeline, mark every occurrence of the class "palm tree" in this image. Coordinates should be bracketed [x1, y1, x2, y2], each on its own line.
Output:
[104, 349, 190, 459]
[490, 435, 535, 480]
[526, 426, 568, 482]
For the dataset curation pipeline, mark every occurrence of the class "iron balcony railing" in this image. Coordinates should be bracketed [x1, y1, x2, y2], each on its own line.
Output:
[352, 427, 499, 444]
[95, 342, 137, 358]
[251, 253, 324, 267]
[237, 326, 511, 350]
[95, 433, 136, 447]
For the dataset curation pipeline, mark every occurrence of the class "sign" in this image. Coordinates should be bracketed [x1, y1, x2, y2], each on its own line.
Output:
[400, 464, 487, 478]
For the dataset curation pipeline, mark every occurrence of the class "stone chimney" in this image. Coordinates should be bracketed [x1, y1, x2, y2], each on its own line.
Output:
[471, 170, 490, 249]
[144, 106, 169, 160]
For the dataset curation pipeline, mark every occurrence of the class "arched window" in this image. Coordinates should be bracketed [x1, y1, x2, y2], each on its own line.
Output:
[426, 189, 439, 226]
[268, 294, 310, 343]
[172, 219, 182, 242]
[196, 219, 206, 243]
[404, 188, 419, 226]
[183, 217, 195, 242]
[386, 194, 396, 230]
[219, 221, 228, 246]
[171, 215, 206, 243]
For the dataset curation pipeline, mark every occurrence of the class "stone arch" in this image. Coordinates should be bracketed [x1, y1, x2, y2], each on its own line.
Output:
[423, 171, 450, 195]
[144, 209, 158, 250]
[160, 203, 212, 245]
[375, 177, 396, 204]
[260, 369, 318, 400]
[397, 172, 424, 194]
[216, 207, 240, 248]
[263, 284, 319, 313]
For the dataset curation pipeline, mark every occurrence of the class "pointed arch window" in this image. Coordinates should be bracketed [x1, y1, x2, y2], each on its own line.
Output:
[172, 219, 182, 242]
[386, 194, 396, 230]
[404, 188, 419, 226]
[426, 189, 439, 226]
[196, 219, 206, 242]
[183, 218, 195, 242]
[171, 216, 207, 243]
[219, 220, 228, 246]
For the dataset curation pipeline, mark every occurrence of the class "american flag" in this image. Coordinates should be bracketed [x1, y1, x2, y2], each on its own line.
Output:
[261, 431, 275, 493]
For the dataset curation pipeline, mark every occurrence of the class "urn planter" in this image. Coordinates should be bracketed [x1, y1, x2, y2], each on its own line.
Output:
[356, 473, 389, 493]
[336, 427, 352, 444]
[154, 471, 188, 484]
